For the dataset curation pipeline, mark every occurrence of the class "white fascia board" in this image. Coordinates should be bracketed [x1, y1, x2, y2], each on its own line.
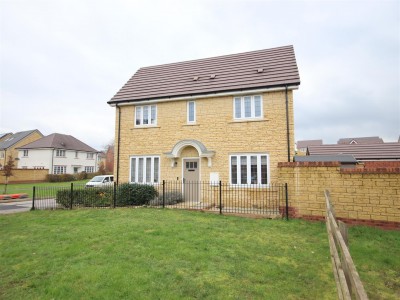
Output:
[109, 85, 299, 107]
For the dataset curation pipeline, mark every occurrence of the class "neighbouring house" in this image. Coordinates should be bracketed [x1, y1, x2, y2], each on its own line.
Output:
[296, 139, 323, 154]
[17, 133, 99, 174]
[108, 45, 301, 189]
[0, 130, 43, 169]
[0, 132, 12, 143]
[337, 136, 384, 145]
[307, 143, 400, 161]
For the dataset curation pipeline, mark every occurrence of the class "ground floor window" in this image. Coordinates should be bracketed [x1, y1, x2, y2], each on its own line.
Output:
[230, 154, 269, 185]
[130, 156, 160, 183]
[53, 165, 67, 174]
[85, 166, 94, 173]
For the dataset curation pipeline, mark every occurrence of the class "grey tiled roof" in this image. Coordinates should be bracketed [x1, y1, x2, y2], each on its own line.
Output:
[109, 45, 300, 104]
[294, 155, 357, 163]
[296, 139, 323, 149]
[337, 136, 383, 144]
[0, 130, 42, 150]
[18, 133, 98, 152]
[307, 143, 400, 160]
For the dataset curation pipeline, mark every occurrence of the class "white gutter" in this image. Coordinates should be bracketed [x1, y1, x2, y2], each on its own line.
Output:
[108, 85, 299, 107]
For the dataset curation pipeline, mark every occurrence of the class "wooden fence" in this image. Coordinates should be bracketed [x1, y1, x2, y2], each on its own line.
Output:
[324, 190, 368, 300]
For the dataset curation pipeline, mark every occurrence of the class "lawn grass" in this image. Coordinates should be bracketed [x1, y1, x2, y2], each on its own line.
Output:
[0, 209, 336, 299]
[349, 226, 400, 300]
[0, 180, 89, 197]
[1, 209, 398, 299]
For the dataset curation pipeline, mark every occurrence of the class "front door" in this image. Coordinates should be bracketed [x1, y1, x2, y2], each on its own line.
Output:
[183, 159, 200, 202]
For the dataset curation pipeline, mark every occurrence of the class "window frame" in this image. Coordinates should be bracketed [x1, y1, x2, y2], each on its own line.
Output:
[85, 166, 94, 173]
[233, 95, 263, 120]
[53, 165, 67, 174]
[187, 101, 196, 123]
[87, 153, 94, 159]
[56, 149, 66, 157]
[229, 153, 270, 186]
[23, 150, 29, 157]
[135, 105, 157, 127]
[129, 155, 160, 184]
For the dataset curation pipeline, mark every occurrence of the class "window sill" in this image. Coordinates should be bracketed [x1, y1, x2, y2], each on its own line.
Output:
[229, 184, 271, 188]
[183, 123, 200, 127]
[131, 125, 160, 129]
[229, 118, 268, 124]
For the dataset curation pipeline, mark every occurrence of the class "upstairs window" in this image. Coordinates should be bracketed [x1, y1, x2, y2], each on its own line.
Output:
[187, 101, 196, 123]
[87, 153, 94, 159]
[135, 105, 157, 126]
[234, 95, 263, 120]
[23, 150, 29, 157]
[56, 150, 66, 157]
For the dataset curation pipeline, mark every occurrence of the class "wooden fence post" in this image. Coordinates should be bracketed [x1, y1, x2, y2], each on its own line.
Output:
[324, 190, 368, 300]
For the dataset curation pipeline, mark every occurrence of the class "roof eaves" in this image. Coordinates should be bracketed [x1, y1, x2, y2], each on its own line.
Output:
[108, 82, 300, 105]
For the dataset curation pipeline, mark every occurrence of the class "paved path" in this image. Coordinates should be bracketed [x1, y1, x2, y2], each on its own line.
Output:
[0, 200, 32, 214]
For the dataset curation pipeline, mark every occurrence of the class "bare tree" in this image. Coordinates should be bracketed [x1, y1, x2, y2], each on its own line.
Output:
[103, 140, 114, 173]
[3, 155, 15, 194]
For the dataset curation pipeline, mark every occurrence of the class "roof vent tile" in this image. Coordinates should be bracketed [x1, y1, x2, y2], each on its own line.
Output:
[210, 74, 216, 79]
[193, 76, 199, 81]
[257, 68, 264, 73]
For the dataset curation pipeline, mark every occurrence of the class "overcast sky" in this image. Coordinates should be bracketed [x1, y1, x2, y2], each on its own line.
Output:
[0, 0, 399, 151]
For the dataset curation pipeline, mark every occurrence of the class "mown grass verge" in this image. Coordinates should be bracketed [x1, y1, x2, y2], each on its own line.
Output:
[0, 209, 398, 299]
[0, 180, 89, 198]
[0, 209, 335, 299]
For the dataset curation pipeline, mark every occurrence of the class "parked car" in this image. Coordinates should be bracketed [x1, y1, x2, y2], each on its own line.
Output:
[85, 175, 114, 188]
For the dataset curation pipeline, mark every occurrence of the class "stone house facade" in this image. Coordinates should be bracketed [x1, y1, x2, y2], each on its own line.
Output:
[109, 46, 301, 187]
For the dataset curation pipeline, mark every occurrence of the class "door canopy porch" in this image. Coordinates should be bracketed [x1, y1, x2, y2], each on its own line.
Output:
[165, 139, 215, 167]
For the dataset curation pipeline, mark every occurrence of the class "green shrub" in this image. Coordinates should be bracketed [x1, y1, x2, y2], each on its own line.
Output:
[56, 187, 113, 208]
[75, 171, 88, 180]
[116, 183, 158, 206]
[46, 174, 76, 182]
[149, 191, 183, 206]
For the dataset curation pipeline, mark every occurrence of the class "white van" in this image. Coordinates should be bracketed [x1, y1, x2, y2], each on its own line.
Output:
[85, 175, 114, 188]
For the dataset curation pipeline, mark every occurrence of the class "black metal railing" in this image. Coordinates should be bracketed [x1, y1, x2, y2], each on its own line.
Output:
[32, 181, 289, 218]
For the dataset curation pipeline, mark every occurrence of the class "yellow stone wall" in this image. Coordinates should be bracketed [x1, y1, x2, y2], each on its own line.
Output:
[277, 164, 400, 224]
[114, 90, 295, 183]
[0, 168, 48, 184]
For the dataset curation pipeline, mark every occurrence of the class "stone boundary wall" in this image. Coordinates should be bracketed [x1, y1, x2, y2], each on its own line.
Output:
[0, 168, 49, 184]
[277, 162, 400, 230]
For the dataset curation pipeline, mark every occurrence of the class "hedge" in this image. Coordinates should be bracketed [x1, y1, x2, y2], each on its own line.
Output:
[56, 187, 113, 208]
[55, 183, 158, 208]
[116, 183, 158, 206]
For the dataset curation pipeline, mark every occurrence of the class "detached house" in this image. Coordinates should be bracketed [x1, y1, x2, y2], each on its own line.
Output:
[0, 130, 43, 168]
[17, 133, 99, 174]
[109, 45, 301, 188]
